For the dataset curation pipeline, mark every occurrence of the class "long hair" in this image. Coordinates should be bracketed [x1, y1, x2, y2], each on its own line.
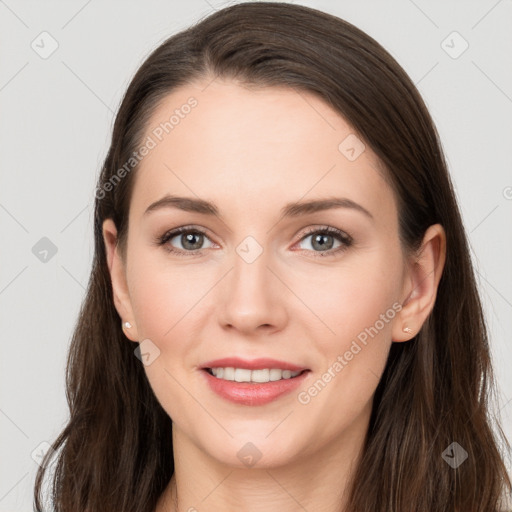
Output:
[34, 2, 511, 511]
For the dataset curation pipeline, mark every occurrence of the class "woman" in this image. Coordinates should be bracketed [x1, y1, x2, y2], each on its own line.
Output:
[34, 2, 511, 511]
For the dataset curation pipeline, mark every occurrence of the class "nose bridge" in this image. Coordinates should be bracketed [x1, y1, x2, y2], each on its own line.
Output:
[218, 233, 286, 331]
[231, 234, 273, 307]
[232, 236, 269, 293]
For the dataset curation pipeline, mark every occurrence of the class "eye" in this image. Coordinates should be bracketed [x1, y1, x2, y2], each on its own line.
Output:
[295, 226, 353, 257]
[156, 225, 353, 258]
[157, 226, 215, 255]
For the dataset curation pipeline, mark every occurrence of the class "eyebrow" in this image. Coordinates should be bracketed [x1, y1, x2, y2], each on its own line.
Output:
[143, 194, 374, 220]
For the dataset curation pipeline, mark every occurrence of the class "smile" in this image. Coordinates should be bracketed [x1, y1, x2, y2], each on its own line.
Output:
[206, 367, 304, 383]
[201, 367, 311, 406]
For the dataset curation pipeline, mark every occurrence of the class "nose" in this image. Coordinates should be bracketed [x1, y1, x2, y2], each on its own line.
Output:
[217, 246, 288, 335]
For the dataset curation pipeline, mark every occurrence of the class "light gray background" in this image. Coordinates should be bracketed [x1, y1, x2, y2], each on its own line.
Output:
[1, 0, 511, 510]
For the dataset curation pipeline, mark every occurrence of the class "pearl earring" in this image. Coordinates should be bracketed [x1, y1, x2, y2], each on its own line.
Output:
[123, 321, 132, 329]
[403, 326, 412, 334]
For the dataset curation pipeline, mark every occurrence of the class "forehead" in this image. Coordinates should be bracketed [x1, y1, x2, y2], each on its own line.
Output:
[129, 79, 396, 225]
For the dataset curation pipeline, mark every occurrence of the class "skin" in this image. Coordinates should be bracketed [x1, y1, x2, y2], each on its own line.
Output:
[103, 78, 446, 512]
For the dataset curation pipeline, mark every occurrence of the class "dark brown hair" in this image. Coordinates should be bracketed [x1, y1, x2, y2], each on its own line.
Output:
[34, 2, 511, 511]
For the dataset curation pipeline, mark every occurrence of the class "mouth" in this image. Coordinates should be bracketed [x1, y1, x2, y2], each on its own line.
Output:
[200, 357, 310, 383]
[200, 364, 312, 406]
[203, 367, 310, 383]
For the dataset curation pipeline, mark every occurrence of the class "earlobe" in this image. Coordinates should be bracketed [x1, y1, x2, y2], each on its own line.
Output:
[102, 218, 139, 342]
[392, 223, 446, 342]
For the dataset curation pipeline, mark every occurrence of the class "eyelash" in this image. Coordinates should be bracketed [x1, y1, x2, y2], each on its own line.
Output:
[155, 225, 353, 258]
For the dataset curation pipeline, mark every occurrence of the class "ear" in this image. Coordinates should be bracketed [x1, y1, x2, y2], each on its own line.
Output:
[392, 223, 446, 342]
[102, 218, 139, 342]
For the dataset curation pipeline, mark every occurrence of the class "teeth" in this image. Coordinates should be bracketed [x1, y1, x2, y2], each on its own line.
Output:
[210, 367, 301, 383]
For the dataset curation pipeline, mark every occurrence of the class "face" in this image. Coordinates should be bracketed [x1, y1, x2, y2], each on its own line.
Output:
[105, 79, 418, 469]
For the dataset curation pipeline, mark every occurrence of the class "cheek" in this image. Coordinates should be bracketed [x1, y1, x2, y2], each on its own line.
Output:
[126, 256, 207, 422]
[294, 253, 400, 410]
[295, 251, 402, 348]
[127, 253, 206, 341]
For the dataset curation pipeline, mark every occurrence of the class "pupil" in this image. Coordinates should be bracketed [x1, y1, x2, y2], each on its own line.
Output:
[183, 232, 203, 250]
[312, 233, 333, 251]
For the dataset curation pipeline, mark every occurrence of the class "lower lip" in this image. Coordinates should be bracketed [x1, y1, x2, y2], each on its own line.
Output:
[201, 369, 310, 406]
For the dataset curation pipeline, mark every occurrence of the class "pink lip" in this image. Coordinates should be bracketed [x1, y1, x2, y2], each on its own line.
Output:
[201, 368, 310, 406]
[201, 357, 307, 372]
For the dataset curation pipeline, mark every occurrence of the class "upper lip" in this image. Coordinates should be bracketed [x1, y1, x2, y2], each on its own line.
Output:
[201, 357, 308, 372]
